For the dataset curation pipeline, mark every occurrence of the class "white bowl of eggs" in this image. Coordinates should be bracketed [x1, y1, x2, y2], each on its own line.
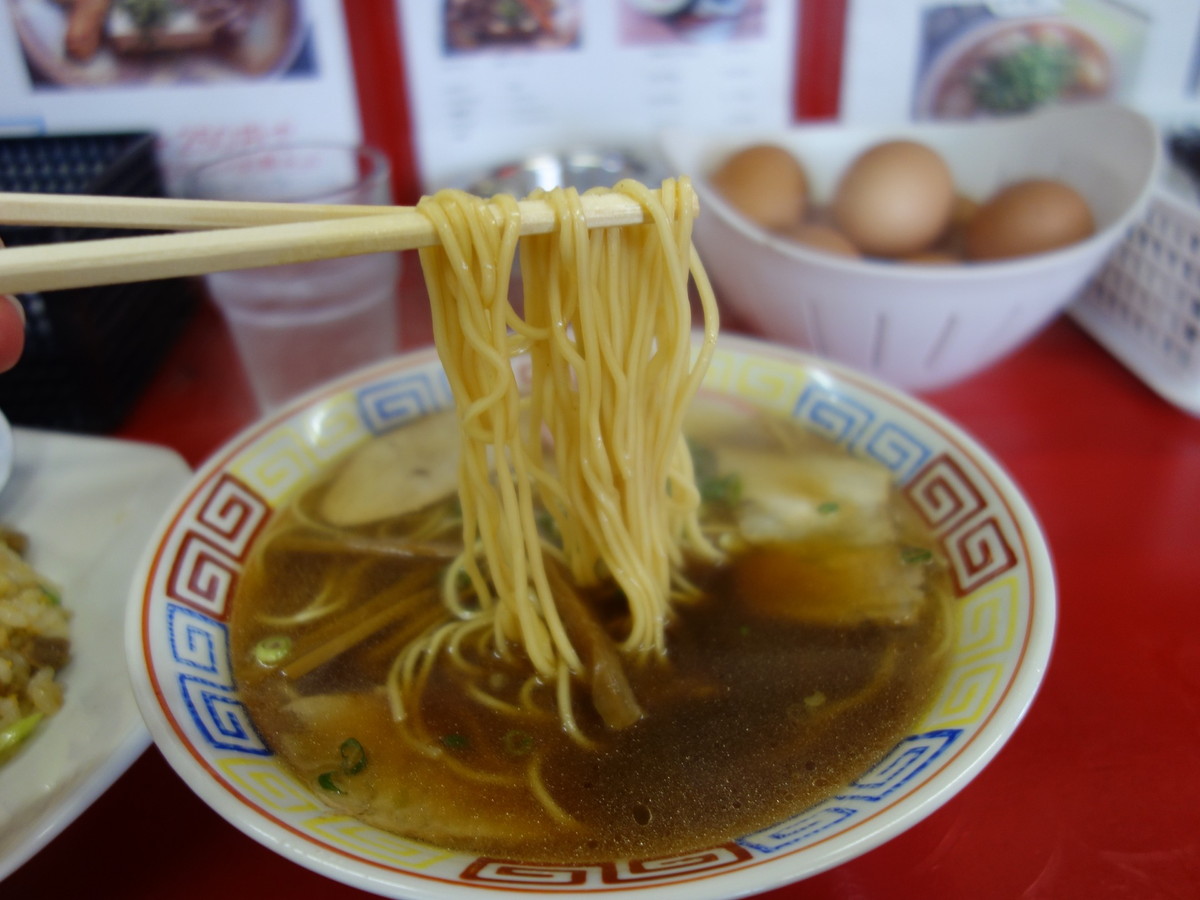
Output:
[661, 102, 1161, 391]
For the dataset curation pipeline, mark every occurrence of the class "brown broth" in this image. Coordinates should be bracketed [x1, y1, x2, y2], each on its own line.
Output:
[230, 410, 951, 863]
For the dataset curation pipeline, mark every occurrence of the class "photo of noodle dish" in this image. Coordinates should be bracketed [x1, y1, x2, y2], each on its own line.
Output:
[7, 0, 309, 87]
[443, 0, 581, 53]
[914, 15, 1115, 120]
[129, 182, 1054, 897]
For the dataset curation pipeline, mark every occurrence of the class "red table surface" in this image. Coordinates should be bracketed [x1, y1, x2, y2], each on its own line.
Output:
[7, 254, 1200, 898]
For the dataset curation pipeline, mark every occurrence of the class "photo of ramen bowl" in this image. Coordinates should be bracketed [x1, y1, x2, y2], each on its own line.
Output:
[914, 17, 1115, 122]
[126, 333, 1054, 898]
[9, 0, 309, 87]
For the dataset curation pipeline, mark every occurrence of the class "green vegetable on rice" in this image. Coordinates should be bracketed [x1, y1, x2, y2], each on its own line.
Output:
[0, 539, 71, 766]
[0, 712, 43, 759]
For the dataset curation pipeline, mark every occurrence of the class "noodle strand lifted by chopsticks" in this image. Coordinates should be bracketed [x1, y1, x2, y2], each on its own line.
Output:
[409, 178, 719, 720]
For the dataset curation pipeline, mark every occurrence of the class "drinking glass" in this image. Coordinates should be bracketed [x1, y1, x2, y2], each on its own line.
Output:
[186, 144, 400, 411]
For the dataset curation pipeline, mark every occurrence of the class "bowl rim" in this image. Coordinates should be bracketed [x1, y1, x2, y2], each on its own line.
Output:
[125, 334, 1056, 899]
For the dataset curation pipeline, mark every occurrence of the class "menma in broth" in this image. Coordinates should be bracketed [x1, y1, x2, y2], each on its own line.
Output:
[230, 397, 953, 862]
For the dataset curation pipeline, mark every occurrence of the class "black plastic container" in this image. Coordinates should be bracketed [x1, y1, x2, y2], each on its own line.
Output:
[0, 132, 197, 433]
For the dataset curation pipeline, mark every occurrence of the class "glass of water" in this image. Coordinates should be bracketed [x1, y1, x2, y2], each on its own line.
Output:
[186, 144, 401, 412]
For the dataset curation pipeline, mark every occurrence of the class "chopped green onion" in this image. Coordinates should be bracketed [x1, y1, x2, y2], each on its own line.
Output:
[0, 712, 43, 757]
[817, 501, 840, 515]
[339, 738, 367, 775]
[502, 729, 534, 757]
[689, 439, 744, 506]
[901, 547, 934, 565]
[39, 585, 62, 606]
[254, 635, 292, 666]
[738, 624, 751, 637]
[442, 733, 469, 750]
[786, 692, 827, 723]
[119, 0, 171, 31]
[700, 472, 743, 506]
[687, 439, 718, 480]
[535, 510, 560, 543]
[317, 771, 344, 794]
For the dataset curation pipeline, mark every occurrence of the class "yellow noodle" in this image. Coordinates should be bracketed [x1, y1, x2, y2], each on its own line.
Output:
[555, 660, 600, 751]
[529, 751, 583, 828]
[401, 179, 719, 733]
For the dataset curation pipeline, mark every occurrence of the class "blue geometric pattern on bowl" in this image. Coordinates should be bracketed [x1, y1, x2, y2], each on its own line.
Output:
[793, 382, 877, 444]
[167, 602, 233, 682]
[178, 672, 270, 755]
[166, 601, 269, 756]
[357, 370, 453, 435]
[793, 382, 932, 483]
[739, 728, 961, 853]
[840, 728, 960, 801]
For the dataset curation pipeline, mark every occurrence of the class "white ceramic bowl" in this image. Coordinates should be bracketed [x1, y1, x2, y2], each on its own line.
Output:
[127, 334, 1055, 898]
[661, 103, 1161, 391]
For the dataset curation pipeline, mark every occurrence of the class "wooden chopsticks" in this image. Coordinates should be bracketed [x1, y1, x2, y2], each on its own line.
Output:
[0, 191, 400, 232]
[0, 190, 676, 294]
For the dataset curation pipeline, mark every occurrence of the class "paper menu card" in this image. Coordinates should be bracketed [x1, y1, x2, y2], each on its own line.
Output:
[397, 0, 797, 191]
[0, 0, 361, 192]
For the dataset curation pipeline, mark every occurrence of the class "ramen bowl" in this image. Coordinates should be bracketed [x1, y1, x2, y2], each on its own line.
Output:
[127, 333, 1054, 898]
[660, 102, 1159, 391]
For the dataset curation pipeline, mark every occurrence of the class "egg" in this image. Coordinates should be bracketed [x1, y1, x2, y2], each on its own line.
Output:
[710, 144, 808, 230]
[965, 179, 1094, 261]
[779, 222, 860, 258]
[950, 193, 980, 229]
[903, 250, 961, 265]
[832, 140, 956, 258]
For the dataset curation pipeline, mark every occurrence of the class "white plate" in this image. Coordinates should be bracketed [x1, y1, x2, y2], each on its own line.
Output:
[0, 428, 190, 881]
[0, 411, 12, 493]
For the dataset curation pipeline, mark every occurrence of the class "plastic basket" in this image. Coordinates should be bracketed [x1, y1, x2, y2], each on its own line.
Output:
[1071, 185, 1200, 415]
[0, 132, 197, 433]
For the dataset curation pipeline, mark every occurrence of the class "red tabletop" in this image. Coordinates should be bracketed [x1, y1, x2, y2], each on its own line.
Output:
[6, 253, 1200, 898]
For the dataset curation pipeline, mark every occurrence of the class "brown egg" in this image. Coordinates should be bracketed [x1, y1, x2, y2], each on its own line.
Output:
[779, 222, 860, 258]
[710, 144, 808, 230]
[903, 250, 961, 265]
[965, 179, 1094, 261]
[832, 140, 956, 258]
[951, 193, 979, 229]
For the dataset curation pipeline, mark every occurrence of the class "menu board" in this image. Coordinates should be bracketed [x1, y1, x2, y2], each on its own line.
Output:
[0, 0, 361, 190]
[396, 0, 798, 190]
[840, 0, 1200, 125]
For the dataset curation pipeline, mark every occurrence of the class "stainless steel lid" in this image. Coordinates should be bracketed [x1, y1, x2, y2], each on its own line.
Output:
[459, 148, 663, 197]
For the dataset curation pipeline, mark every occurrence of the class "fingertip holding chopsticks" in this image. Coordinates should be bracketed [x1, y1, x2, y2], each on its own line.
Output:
[0, 188, 696, 295]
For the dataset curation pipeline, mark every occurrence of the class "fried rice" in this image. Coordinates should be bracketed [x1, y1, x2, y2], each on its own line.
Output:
[0, 538, 70, 759]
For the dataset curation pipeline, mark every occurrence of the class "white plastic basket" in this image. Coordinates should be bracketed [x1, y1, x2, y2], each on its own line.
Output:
[1071, 185, 1200, 415]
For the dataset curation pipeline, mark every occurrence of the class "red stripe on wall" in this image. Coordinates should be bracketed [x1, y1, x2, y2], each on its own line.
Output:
[795, 0, 846, 121]
[342, 0, 421, 203]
